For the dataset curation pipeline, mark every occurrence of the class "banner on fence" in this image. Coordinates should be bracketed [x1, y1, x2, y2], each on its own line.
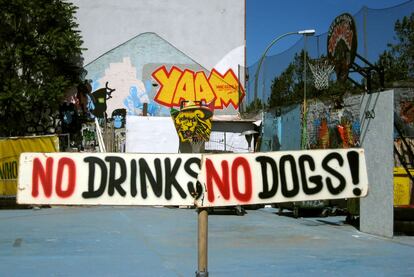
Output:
[17, 149, 368, 206]
[1, 135, 59, 196]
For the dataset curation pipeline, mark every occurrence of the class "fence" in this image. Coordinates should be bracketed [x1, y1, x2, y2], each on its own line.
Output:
[246, 0, 414, 106]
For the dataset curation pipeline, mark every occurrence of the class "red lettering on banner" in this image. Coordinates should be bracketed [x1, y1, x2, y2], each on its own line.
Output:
[32, 157, 53, 198]
[32, 157, 76, 198]
[206, 157, 253, 203]
[55, 158, 76, 198]
[231, 157, 252, 202]
[206, 159, 230, 202]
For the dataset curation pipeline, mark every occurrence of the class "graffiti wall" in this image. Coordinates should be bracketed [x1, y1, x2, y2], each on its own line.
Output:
[305, 95, 361, 149]
[261, 95, 362, 152]
[71, 0, 245, 118]
[395, 88, 414, 137]
[84, 33, 244, 118]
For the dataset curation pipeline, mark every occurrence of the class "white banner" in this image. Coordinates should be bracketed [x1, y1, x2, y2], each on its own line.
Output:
[18, 149, 368, 207]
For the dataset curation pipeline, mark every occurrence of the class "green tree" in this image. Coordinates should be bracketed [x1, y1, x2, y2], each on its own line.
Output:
[378, 12, 414, 83]
[0, 0, 84, 136]
[269, 50, 317, 108]
[268, 50, 359, 109]
[245, 98, 263, 113]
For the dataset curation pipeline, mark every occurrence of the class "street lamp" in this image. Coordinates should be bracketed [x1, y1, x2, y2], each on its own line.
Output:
[253, 29, 316, 104]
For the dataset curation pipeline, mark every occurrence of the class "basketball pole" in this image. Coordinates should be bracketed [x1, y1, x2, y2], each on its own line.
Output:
[253, 30, 315, 104]
[301, 35, 309, 150]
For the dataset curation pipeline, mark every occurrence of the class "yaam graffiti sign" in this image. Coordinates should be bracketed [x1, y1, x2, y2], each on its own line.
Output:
[18, 149, 368, 206]
[152, 66, 245, 109]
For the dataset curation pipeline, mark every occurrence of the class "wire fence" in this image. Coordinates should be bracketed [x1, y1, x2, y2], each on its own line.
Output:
[246, 0, 414, 106]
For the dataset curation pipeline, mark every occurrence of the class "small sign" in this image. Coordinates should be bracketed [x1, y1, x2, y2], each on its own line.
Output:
[17, 149, 368, 207]
[171, 100, 214, 143]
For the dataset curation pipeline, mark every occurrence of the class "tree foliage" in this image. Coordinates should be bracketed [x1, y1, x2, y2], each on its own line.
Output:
[244, 98, 263, 114]
[267, 50, 358, 109]
[0, 0, 84, 136]
[378, 12, 414, 83]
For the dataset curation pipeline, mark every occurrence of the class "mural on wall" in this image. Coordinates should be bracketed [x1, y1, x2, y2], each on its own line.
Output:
[306, 97, 361, 149]
[395, 89, 414, 137]
[84, 33, 244, 118]
[309, 115, 360, 149]
[394, 89, 414, 168]
[400, 100, 414, 124]
[153, 66, 244, 110]
[90, 82, 116, 118]
[90, 57, 160, 117]
[171, 100, 214, 143]
[112, 109, 127, 129]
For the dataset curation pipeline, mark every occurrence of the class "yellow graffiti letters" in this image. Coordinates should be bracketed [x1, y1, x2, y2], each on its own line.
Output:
[152, 66, 182, 106]
[173, 70, 196, 106]
[194, 71, 216, 104]
[152, 66, 245, 109]
[209, 69, 243, 109]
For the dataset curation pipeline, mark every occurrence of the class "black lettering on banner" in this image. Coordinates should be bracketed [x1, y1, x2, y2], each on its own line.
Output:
[256, 156, 278, 199]
[130, 159, 137, 197]
[322, 153, 346, 195]
[0, 161, 18, 180]
[164, 158, 186, 200]
[184, 158, 202, 199]
[105, 156, 127, 197]
[12, 161, 18, 178]
[280, 155, 299, 198]
[347, 151, 361, 196]
[298, 155, 323, 195]
[139, 158, 162, 198]
[82, 157, 107, 198]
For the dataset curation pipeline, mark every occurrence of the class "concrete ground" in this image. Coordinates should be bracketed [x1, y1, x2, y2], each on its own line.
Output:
[0, 206, 413, 276]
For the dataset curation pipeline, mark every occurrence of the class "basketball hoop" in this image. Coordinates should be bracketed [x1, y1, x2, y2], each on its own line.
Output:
[308, 58, 335, 90]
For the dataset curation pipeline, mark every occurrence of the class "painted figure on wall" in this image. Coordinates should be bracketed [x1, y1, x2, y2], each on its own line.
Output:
[112, 109, 127, 129]
[123, 81, 160, 116]
[91, 82, 116, 118]
[171, 100, 214, 143]
[312, 115, 360, 149]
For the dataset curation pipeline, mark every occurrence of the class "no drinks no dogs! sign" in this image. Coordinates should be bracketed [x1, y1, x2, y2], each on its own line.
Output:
[17, 149, 368, 207]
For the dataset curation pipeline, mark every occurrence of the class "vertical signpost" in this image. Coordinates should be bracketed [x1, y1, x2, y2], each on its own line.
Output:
[197, 208, 208, 277]
[170, 100, 214, 277]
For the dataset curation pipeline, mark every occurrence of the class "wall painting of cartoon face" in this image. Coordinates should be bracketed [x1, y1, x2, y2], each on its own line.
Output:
[171, 101, 214, 143]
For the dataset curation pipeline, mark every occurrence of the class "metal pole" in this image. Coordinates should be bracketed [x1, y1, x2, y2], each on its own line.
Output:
[253, 31, 299, 101]
[196, 208, 208, 277]
[304, 35, 307, 111]
[301, 36, 308, 150]
[253, 30, 315, 106]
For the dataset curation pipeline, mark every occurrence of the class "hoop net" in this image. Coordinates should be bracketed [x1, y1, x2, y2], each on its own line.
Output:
[308, 59, 335, 90]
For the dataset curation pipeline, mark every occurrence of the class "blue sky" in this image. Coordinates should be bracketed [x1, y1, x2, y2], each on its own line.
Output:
[246, 0, 410, 66]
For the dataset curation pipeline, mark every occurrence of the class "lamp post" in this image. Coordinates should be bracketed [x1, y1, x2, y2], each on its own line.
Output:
[253, 29, 316, 105]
